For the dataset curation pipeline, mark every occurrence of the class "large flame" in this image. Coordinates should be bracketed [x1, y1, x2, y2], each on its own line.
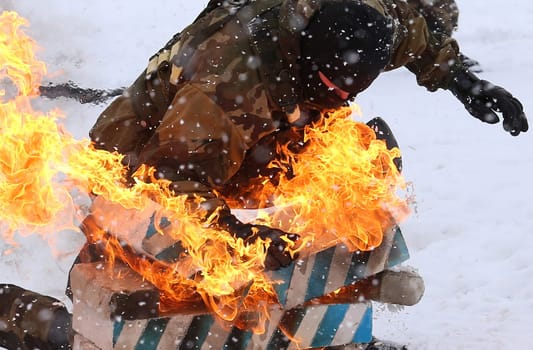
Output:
[0, 11, 272, 329]
[1, 11, 409, 332]
[0, 11, 66, 236]
[265, 107, 408, 253]
[223, 106, 409, 254]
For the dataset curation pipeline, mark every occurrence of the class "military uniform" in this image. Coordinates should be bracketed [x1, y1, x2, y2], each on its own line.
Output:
[90, 0, 462, 212]
[3, 1, 528, 349]
[0, 284, 71, 350]
[407, 0, 459, 35]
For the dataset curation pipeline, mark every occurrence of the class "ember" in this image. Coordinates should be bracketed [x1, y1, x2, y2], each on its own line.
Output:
[1, 10, 411, 343]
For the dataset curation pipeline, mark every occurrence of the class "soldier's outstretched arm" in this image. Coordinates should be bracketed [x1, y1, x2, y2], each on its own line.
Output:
[384, 0, 528, 136]
[447, 67, 528, 136]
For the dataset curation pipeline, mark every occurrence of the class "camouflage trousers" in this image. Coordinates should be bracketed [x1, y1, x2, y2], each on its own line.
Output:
[0, 284, 72, 350]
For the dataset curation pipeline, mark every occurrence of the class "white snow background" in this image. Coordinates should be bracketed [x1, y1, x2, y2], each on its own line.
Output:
[1, 0, 532, 349]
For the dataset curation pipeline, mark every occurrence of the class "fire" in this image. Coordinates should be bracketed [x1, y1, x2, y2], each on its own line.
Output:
[0, 11, 67, 236]
[0, 10, 272, 328]
[263, 107, 408, 253]
[223, 106, 408, 254]
[0, 11, 44, 97]
[0, 11, 409, 333]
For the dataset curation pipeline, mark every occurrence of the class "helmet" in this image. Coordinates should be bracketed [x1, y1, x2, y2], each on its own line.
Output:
[299, 0, 393, 108]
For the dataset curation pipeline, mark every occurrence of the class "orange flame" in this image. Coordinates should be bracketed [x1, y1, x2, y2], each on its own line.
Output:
[0, 11, 68, 236]
[1, 11, 409, 333]
[223, 106, 409, 255]
[264, 107, 408, 253]
[0, 11, 273, 329]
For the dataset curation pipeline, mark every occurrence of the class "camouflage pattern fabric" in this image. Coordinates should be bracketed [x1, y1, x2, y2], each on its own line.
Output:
[407, 0, 459, 35]
[381, 0, 461, 90]
[0, 284, 72, 350]
[90, 0, 463, 215]
[1, 1, 462, 349]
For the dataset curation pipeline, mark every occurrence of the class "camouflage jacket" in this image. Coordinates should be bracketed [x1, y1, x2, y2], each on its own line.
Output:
[90, 0, 461, 211]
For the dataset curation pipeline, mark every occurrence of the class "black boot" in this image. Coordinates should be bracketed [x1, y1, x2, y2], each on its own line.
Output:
[366, 117, 402, 172]
[0, 284, 72, 350]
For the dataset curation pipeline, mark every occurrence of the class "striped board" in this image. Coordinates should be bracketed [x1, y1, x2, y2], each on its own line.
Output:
[90, 197, 409, 278]
[109, 302, 372, 350]
[80, 199, 411, 349]
[267, 226, 409, 309]
[70, 262, 375, 350]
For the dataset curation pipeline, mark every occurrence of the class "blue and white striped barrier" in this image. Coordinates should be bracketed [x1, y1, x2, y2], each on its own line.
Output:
[267, 226, 409, 309]
[109, 302, 372, 349]
[80, 198, 411, 349]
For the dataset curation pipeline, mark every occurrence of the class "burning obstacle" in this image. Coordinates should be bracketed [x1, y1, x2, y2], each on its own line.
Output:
[69, 198, 414, 350]
[1, 11, 421, 350]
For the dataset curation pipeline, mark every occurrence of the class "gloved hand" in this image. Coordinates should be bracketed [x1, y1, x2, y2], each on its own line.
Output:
[218, 214, 299, 271]
[448, 69, 528, 136]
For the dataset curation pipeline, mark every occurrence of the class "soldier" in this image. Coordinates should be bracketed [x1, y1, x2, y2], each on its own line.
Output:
[86, 0, 527, 346]
[89, 0, 526, 266]
[1, 0, 528, 349]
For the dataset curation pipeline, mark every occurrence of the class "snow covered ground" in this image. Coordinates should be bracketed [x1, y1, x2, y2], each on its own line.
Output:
[1, 0, 532, 348]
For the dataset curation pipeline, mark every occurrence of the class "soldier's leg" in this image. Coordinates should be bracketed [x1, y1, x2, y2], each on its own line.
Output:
[304, 271, 422, 350]
[312, 268, 425, 307]
[367, 117, 402, 172]
[0, 284, 72, 350]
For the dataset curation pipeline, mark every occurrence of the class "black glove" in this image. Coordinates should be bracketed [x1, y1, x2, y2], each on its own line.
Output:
[218, 214, 299, 271]
[448, 69, 528, 136]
